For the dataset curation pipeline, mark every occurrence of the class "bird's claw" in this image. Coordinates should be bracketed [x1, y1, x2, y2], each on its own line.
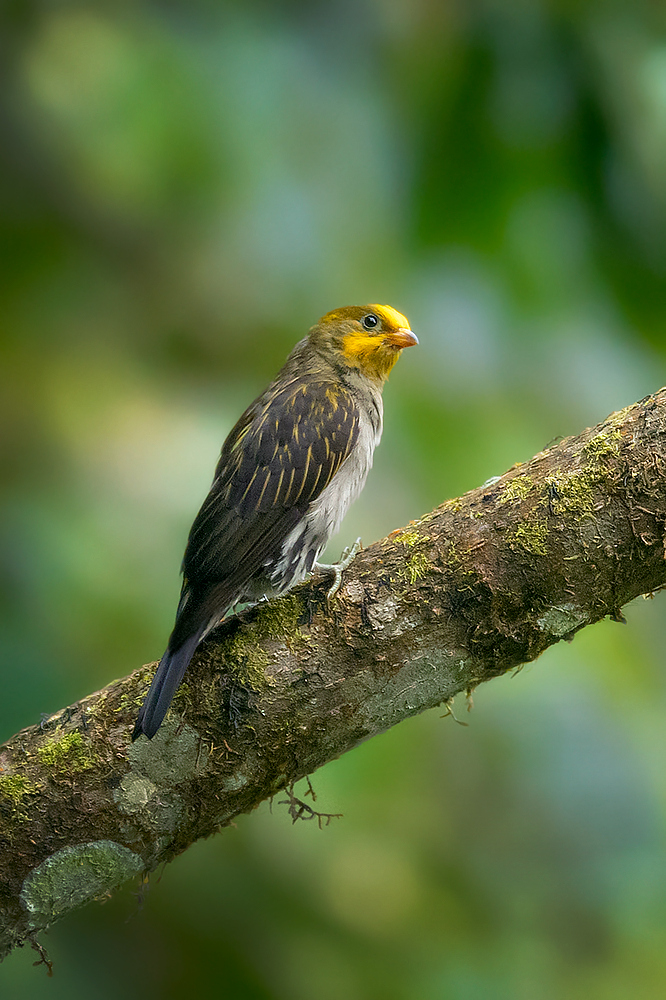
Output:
[315, 537, 362, 600]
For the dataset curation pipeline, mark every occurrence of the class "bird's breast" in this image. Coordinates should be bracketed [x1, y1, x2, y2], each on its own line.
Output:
[309, 400, 382, 537]
[266, 392, 383, 594]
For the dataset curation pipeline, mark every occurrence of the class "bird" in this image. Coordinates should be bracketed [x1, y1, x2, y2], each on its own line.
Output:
[133, 304, 418, 740]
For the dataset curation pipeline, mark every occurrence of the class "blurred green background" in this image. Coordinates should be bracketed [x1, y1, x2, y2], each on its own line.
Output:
[2, 0, 666, 997]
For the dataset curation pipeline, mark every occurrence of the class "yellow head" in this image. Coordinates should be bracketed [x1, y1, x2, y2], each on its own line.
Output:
[310, 304, 418, 382]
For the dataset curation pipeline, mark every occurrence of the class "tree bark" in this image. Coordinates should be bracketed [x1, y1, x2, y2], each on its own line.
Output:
[2, 389, 666, 960]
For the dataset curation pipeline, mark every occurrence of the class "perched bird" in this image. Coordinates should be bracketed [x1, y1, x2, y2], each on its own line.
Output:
[133, 304, 417, 740]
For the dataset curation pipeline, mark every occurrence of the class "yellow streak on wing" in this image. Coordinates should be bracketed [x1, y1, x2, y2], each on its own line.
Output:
[337, 412, 354, 463]
[231, 424, 252, 452]
[325, 386, 339, 410]
[256, 470, 271, 511]
[292, 445, 312, 503]
[281, 374, 302, 390]
[239, 467, 259, 505]
[346, 414, 357, 459]
[273, 467, 285, 505]
[283, 466, 296, 503]
[273, 375, 301, 397]
[309, 461, 323, 497]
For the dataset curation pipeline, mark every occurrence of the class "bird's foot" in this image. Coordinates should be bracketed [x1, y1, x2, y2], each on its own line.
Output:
[315, 538, 362, 600]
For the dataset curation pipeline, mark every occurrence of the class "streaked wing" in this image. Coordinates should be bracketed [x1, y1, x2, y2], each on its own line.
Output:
[182, 377, 360, 585]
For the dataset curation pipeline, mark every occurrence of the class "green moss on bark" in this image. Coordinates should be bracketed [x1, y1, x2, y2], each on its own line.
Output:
[497, 475, 535, 506]
[37, 732, 94, 774]
[0, 775, 40, 822]
[399, 552, 431, 585]
[508, 522, 549, 556]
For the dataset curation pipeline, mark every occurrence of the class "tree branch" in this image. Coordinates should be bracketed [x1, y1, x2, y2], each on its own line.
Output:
[2, 389, 666, 959]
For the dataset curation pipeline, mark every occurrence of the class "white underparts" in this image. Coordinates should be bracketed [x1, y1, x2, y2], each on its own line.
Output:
[269, 388, 383, 593]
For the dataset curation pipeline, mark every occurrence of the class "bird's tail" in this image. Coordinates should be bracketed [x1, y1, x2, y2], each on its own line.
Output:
[132, 626, 206, 741]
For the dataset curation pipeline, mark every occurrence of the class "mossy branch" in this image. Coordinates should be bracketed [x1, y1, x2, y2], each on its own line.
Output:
[2, 389, 666, 960]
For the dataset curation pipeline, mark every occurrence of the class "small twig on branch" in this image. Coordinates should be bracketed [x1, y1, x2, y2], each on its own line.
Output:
[278, 782, 343, 828]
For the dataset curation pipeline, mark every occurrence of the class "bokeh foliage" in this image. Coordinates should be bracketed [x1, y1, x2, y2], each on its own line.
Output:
[2, 1, 666, 997]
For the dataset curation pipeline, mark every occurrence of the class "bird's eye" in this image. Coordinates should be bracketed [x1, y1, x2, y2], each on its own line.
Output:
[362, 313, 379, 330]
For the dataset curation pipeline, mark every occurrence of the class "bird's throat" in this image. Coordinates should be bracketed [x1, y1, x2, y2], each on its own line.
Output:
[341, 332, 400, 381]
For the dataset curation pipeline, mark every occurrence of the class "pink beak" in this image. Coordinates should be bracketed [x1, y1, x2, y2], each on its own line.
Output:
[386, 328, 419, 349]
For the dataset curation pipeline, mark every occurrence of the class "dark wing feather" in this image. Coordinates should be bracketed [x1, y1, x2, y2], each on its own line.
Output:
[181, 377, 360, 589]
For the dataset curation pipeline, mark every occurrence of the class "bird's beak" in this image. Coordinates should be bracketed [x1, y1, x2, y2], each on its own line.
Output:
[386, 328, 418, 349]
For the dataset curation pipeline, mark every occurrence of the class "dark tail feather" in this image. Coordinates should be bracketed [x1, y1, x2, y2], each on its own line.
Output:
[132, 626, 206, 741]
